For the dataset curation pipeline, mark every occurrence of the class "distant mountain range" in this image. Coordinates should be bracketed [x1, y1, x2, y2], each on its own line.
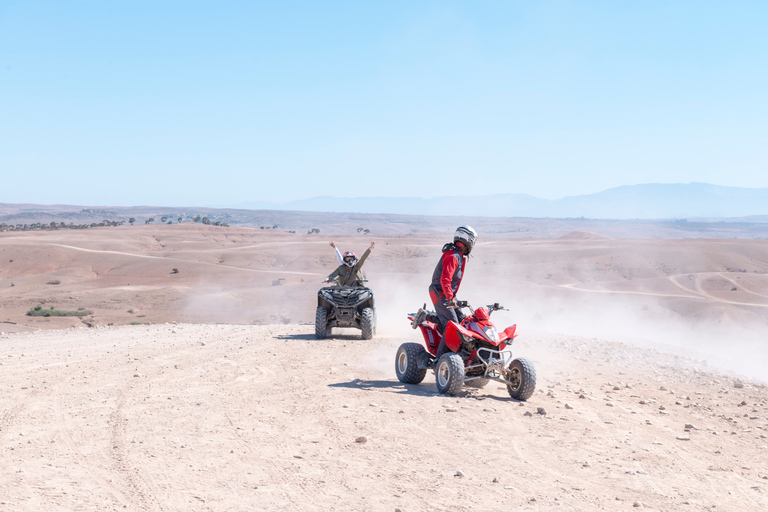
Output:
[232, 183, 768, 220]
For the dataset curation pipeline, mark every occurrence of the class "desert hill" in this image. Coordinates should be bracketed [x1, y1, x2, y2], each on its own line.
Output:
[557, 231, 613, 240]
[1, 224, 768, 509]
[4, 202, 768, 239]
[1, 224, 767, 376]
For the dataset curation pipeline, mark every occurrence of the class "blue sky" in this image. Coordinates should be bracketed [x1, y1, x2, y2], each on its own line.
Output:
[1, 1, 767, 207]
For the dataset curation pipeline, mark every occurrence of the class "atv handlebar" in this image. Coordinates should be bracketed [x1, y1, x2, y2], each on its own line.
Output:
[446, 301, 507, 315]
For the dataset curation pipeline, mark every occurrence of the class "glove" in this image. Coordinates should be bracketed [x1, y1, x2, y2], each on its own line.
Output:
[445, 299, 458, 308]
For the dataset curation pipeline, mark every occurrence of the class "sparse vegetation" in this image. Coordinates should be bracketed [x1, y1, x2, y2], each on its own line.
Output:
[0, 220, 125, 232]
[127, 309, 134, 314]
[27, 305, 92, 317]
[47, 280, 61, 285]
[307, 228, 320, 234]
[171, 268, 179, 274]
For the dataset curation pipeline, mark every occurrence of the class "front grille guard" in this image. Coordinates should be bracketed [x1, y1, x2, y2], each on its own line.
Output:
[464, 347, 517, 386]
[332, 307, 360, 326]
[326, 290, 369, 308]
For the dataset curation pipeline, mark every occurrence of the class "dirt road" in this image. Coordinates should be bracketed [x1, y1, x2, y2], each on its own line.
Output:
[1, 324, 766, 511]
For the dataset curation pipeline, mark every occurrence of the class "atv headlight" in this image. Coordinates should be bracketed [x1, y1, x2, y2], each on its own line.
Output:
[483, 326, 500, 343]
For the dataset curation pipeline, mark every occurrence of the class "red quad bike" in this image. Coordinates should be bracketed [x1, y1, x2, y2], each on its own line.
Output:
[395, 301, 537, 400]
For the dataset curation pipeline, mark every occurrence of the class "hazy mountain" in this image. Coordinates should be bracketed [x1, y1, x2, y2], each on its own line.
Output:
[233, 183, 768, 219]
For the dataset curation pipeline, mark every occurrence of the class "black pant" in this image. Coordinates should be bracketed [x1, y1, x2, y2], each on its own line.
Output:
[434, 296, 464, 360]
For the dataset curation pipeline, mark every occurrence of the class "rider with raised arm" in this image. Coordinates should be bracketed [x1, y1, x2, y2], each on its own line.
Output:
[427, 226, 477, 361]
[329, 241, 344, 265]
[326, 240, 375, 286]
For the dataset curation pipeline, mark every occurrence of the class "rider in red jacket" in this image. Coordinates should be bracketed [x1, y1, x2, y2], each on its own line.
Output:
[428, 225, 478, 361]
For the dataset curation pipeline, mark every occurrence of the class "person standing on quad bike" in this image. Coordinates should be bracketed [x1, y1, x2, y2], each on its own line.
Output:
[428, 225, 478, 361]
[325, 240, 375, 286]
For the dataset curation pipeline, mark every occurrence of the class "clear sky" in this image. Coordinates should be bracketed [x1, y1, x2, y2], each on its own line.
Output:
[1, 1, 767, 207]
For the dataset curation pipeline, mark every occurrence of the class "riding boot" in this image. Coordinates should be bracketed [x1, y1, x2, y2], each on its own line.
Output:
[434, 338, 448, 363]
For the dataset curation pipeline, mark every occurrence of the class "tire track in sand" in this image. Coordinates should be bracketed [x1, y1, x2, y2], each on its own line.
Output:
[109, 387, 167, 512]
[669, 274, 768, 308]
[37, 243, 321, 276]
[51, 398, 132, 506]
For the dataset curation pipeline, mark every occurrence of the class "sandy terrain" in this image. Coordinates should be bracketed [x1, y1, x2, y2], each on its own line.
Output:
[1, 225, 767, 375]
[1, 224, 768, 510]
[1, 323, 767, 511]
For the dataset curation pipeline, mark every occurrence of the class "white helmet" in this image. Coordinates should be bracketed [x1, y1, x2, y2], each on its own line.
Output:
[454, 225, 478, 254]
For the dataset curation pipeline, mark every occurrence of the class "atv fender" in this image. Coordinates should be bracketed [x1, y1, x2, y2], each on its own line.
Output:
[499, 324, 517, 343]
[444, 321, 474, 353]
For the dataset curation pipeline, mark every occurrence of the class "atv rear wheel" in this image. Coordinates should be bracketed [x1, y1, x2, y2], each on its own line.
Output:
[464, 377, 490, 389]
[435, 353, 465, 396]
[315, 307, 328, 339]
[361, 307, 374, 340]
[395, 343, 428, 384]
[506, 357, 536, 401]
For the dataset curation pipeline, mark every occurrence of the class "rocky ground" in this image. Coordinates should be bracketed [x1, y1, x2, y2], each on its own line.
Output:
[1, 323, 766, 511]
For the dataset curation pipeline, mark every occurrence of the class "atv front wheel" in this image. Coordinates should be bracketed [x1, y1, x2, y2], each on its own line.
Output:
[395, 343, 428, 384]
[435, 353, 465, 396]
[361, 307, 374, 340]
[315, 307, 328, 339]
[506, 357, 536, 401]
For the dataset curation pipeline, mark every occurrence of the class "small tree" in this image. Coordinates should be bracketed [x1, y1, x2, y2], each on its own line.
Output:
[194, 216, 201, 223]
[129, 218, 136, 225]
[177, 217, 182, 223]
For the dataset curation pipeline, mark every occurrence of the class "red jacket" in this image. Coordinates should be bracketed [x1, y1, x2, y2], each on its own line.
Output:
[428, 248, 466, 304]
